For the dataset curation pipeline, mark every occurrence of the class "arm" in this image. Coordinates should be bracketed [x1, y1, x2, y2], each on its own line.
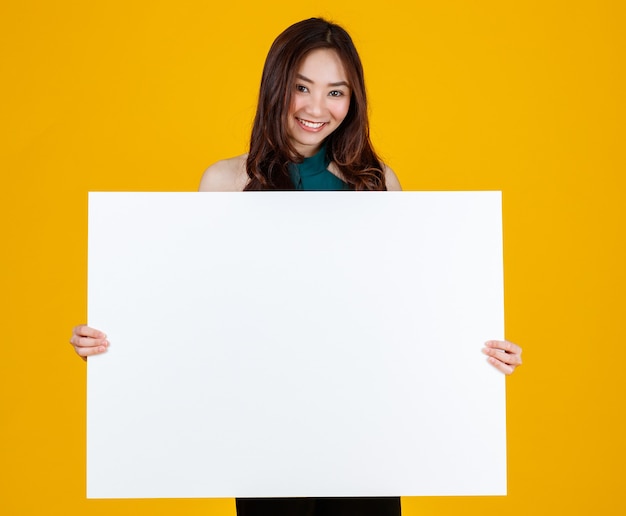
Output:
[198, 155, 248, 192]
[384, 165, 402, 191]
[70, 157, 248, 361]
[381, 166, 523, 375]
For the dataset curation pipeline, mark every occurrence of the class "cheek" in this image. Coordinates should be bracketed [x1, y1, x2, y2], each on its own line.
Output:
[332, 98, 351, 123]
[289, 97, 304, 117]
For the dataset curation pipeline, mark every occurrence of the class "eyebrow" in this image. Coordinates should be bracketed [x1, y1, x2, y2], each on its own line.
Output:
[296, 73, 349, 88]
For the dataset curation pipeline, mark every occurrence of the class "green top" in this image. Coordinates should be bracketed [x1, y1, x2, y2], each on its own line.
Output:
[289, 145, 350, 191]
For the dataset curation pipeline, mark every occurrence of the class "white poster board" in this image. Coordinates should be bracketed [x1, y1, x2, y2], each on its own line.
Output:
[87, 191, 506, 499]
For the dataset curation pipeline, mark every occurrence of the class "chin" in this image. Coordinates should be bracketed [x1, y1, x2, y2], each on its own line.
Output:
[289, 131, 331, 156]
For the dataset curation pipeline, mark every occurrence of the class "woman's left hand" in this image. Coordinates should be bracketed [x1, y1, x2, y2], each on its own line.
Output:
[482, 340, 522, 375]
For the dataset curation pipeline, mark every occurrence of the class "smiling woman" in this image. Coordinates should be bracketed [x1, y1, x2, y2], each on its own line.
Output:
[68, 16, 522, 516]
[187, 18, 403, 193]
[239, 17, 400, 192]
[288, 49, 351, 156]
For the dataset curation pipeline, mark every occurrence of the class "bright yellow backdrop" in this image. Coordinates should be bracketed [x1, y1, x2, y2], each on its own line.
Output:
[1, 1, 624, 514]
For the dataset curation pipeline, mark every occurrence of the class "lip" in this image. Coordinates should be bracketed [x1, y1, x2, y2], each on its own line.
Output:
[296, 117, 328, 132]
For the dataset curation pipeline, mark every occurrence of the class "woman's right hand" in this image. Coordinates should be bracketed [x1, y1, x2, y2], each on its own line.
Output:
[70, 325, 109, 360]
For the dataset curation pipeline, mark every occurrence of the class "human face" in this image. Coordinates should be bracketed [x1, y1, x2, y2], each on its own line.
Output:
[287, 48, 351, 157]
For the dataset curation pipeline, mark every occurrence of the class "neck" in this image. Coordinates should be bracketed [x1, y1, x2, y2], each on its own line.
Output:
[293, 141, 324, 158]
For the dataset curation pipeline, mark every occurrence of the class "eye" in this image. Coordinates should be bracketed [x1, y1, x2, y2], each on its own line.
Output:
[295, 84, 309, 93]
[329, 90, 345, 97]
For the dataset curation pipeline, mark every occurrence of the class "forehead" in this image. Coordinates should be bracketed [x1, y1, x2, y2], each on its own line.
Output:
[296, 48, 349, 83]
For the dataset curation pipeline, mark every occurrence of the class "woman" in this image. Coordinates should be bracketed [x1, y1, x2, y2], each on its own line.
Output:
[71, 18, 522, 516]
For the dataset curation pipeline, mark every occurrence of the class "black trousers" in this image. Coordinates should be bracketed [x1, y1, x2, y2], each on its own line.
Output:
[236, 497, 401, 516]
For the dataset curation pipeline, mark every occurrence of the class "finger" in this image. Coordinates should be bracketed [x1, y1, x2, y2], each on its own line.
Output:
[75, 343, 109, 358]
[486, 356, 515, 375]
[484, 340, 522, 355]
[69, 334, 109, 349]
[482, 346, 522, 366]
[73, 325, 106, 339]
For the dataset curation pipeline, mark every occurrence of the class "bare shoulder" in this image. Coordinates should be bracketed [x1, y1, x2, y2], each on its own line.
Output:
[198, 154, 249, 192]
[383, 164, 402, 191]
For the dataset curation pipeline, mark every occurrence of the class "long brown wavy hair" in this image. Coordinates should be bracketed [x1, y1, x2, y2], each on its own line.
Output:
[244, 18, 386, 191]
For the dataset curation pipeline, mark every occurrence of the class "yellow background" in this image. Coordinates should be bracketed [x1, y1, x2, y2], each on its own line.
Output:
[1, 1, 624, 514]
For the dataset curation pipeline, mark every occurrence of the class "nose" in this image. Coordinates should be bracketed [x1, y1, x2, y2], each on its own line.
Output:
[305, 93, 325, 118]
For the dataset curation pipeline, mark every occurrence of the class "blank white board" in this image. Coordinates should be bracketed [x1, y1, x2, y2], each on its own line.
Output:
[87, 191, 506, 499]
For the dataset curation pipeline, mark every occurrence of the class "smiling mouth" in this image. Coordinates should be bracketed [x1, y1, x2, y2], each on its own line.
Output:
[296, 118, 326, 129]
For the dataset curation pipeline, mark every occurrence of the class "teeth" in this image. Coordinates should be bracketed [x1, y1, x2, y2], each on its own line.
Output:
[298, 118, 325, 129]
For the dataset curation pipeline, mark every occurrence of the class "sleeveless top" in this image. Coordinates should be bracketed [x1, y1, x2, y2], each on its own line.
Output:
[288, 145, 350, 191]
